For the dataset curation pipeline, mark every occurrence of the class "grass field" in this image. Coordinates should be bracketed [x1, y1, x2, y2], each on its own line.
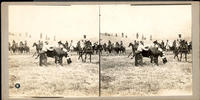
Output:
[9, 53, 99, 97]
[101, 50, 192, 96]
[8, 50, 192, 97]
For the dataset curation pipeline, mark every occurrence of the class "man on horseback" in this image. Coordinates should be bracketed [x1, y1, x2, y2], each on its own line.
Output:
[64, 41, 69, 50]
[179, 40, 188, 62]
[11, 40, 17, 53]
[19, 41, 24, 53]
[119, 41, 125, 54]
[161, 40, 165, 50]
[173, 40, 179, 60]
[107, 40, 112, 54]
[115, 42, 120, 54]
[82, 40, 93, 62]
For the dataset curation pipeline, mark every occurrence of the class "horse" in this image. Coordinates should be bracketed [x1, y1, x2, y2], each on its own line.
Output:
[39, 47, 72, 66]
[103, 43, 107, 52]
[97, 44, 103, 54]
[178, 40, 189, 62]
[82, 41, 93, 62]
[128, 42, 138, 58]
[32, 42, 43, 58]
[188, 41, 192, 53]
[107, 43, 113, 54]
[11, 43, 18, 54]
[119, 45, 126, 54]
[135, 47, 167, 66]
[22, 45, 30, 53]
[92, 43, 99, 54]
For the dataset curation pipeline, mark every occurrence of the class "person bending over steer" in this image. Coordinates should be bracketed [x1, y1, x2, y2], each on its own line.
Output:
[39, 41, 72, 66]
[56, 41, 71, 65]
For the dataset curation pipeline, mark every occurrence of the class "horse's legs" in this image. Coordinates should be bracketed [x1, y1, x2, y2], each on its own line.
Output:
[81, 52, 84, 62]
[185, 53, 187, 62]
[78, 52, 81, 60]
[90, 54, 91, 63]
[180, 52, 182, 61]
[154, 56, 159, 66]
[85, 53, 87, 62]
[150, 56, 153, 63]
[128, 52, 132, 58]
[44, 56, 47, 66]
[55, 57, 57, 63]
[39, 54, 42, 66]
[135, 54, 138, 66]
[39, 53, 44, 66]
[59, 57, 63, 66]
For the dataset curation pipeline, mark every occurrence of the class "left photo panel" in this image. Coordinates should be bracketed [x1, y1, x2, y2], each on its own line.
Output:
[8, 5, 99, 97]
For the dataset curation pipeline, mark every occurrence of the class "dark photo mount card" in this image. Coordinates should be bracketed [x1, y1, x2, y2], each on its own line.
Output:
[1, 1, 200, 99]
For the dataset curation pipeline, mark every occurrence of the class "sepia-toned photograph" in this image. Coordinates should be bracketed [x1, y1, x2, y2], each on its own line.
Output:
[8, 5, 100, 97]
[100, 5, 192, 96]
[7, 4, 192, 97]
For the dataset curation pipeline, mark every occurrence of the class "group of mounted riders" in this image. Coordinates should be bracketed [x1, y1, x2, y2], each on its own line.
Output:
[9, 35, 192, 67]
[102, 40, 126, 54]
[9, 40, 30, 54]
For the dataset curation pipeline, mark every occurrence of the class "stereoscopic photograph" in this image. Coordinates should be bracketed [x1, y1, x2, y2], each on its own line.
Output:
[99, 5, 192, 96]
[8, 5, 99, 97]
[7, 4, 192, 97]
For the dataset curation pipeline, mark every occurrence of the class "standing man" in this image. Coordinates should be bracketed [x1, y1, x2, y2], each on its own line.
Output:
[135, 41, 144, 66]
[64, 41, 69, 50]
[165, 40, 170, 51]
[39, 41, 49, 66]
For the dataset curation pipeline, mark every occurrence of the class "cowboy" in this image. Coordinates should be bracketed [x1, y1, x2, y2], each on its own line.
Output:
[58, 41, 67, 52]
[165, 40, 170, 51]
[64, 41, 69, 49]
[120, 41, 124, 48]
[161, 40, 164, 49]
[12, 40, 16, 45]
[153, 40, 159, 48]
[137, 41, 145, 52]
[58, 41, 63, 49]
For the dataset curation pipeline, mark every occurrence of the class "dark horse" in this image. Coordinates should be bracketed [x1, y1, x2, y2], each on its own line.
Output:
[77, 41, 93, 62]
[107, 43, 113, 54]
[82, 41, 93, 62]
[11, 43, 18, 53]
[178, 40, 189, 62]
[18, 42, 30, 53]
[135, 47, 167, 66]
[128, 42, 138, 58]
[32, 42, 43, 58]
[39, 47, 72, 66]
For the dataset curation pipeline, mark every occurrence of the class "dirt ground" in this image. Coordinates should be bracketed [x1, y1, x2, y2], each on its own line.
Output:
[8, 50, 192, 97]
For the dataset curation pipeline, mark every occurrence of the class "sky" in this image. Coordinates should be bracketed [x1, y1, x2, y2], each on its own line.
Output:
[8, 5, 191, 42]
[100, 5, 191, 40]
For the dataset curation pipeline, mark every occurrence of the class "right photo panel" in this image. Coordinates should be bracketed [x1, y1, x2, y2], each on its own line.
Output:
[100, 5, 192, 96]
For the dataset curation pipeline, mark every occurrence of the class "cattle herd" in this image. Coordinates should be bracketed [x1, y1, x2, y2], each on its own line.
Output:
[8, 39, 192, 66]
